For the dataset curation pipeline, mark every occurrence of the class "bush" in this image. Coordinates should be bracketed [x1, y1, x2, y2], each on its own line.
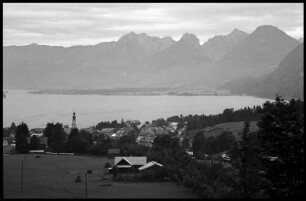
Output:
[104, 162, 112, 168]
[199, 183, 215, 198]
[87, 144, 108, 155]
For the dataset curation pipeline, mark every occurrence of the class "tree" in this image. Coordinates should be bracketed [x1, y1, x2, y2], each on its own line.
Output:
[154, 118, 168, 127]
[44, 123, 66, 153]
[256, 96, 304, 198]
[153, 134, 171, 149]
[15, 122, 30, 153]
[3, 127, 10, 137]
[69, 128, 79, 139]
[65, 136, 87, 154]
[223, 108, 234, 122]
[192, 131, 206, 158]
[10, 122, 17, 133]
[43, 122, 54, 139]
[227, 121, 265, 198]
[206, 131, 235, 154]
[119, 134, 135, 146]
[79, 130, 93, 147]
[29, 135, 41, 150]
[182, 138, 190, 151]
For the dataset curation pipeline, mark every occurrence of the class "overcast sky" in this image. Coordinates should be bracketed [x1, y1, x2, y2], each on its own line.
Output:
[3, 3, 304, 47]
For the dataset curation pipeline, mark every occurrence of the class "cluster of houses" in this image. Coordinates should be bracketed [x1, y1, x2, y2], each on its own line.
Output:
[83, 119, 187, 148]
[3, 113, 187, 155]
[135, 121, 186, 147]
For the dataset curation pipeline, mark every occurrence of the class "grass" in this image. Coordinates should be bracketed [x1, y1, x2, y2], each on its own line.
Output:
[3, 154, 198, 198]
[184, 121, 259, 140]
[205, 121, 259, 138]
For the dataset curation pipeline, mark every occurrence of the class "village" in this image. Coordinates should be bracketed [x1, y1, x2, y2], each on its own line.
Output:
[3, 112, 204, 198]
[3, 113, 196, 179]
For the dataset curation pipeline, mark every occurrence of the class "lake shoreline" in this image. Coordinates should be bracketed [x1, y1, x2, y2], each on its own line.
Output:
[3, 90, 272, 129]
[27, 88, 232, 96]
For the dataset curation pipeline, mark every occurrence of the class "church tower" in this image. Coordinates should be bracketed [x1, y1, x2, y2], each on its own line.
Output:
[72, 112, 77, 129]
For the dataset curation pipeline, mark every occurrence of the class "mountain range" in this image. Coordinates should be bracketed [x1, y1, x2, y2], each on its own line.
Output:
[3, 25, 303, 99]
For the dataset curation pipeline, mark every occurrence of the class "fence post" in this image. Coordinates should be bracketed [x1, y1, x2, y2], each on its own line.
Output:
[21, 160, 24, 192]
[85, 173, 88, 199]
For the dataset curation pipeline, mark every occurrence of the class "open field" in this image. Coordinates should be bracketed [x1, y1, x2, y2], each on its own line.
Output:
[184, 121, 259, 140]
[3, 154, 198, 198]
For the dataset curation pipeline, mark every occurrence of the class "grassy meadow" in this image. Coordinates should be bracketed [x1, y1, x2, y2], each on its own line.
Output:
[3, 154, 198, 198]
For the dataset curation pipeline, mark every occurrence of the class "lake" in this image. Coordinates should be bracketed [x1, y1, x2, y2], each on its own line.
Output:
[3, 90, 272, 129]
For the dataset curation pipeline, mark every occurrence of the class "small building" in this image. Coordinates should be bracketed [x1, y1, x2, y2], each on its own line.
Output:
[3, 138, 9, 146]
[63, 125, 71, 135]
[30, 133, 44, 138]
[169, 122, 179, 130]
[138, 161, 163, 171]
[110, 156, 147, 173]
[221, 153, 230, 161]
[9, 132, 15, 139]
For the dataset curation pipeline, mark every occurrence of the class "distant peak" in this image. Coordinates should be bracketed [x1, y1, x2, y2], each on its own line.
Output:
[181, 33, 198, 40]
[230, 28, 244, 34]
[118, 31, 138, 42]
[162, 36, 175, 42]
[28, 43, 38, 46]
[232, 28, 241, 32]
[129, 31, 136, 35]
[180, 33, 200, 44]
[254, 25, 280, 32]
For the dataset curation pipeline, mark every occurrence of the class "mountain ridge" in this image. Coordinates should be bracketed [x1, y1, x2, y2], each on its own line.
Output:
[3, 25, 302, 100]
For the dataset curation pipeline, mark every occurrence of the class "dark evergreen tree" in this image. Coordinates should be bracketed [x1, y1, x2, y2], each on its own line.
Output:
[256, 96, 304, 198]
[182, 138, 190, 151]
[44, 122, 66, 153]
[69, 128, 79, 139]
[29, 135, 41, 150]
[10, 122, 17, 133]
[192, 131, 206, 158]
[15, 122, 30, 153]
[227, 121, 264, 198]
[79, 129, 93, 147]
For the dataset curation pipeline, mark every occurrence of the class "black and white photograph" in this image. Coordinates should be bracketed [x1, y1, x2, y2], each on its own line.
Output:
[2, 2, 304, 199]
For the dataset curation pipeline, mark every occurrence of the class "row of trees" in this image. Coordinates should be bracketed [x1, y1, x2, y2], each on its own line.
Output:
[192, 131, 235, 158]
[166, 106, 261, 131]
[95, 120, 125, 130]
[3, 122, 17, 137]
[87, 130, 148, 156]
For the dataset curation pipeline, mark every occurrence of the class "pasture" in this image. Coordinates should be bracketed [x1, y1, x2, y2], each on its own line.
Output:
[184, 121, 259, 140]
[3, 154, 198, 198]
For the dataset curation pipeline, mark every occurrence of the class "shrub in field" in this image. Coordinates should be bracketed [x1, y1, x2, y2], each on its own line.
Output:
[75, 175, 81, 183]
[199, 183, 214, 198]
[104, 162, 112, 168]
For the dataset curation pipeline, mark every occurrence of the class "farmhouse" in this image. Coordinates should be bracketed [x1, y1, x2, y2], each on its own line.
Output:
[110, 156, 147, 173]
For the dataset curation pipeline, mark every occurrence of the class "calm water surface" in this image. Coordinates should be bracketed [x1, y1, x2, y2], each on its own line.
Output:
[3, 90, 272, 128]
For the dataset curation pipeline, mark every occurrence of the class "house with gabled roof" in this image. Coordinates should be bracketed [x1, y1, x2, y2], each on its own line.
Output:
[110, 156, 147, 173]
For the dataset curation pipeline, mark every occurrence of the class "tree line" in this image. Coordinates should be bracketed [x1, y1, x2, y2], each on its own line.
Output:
[167, 106, 261, 131]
